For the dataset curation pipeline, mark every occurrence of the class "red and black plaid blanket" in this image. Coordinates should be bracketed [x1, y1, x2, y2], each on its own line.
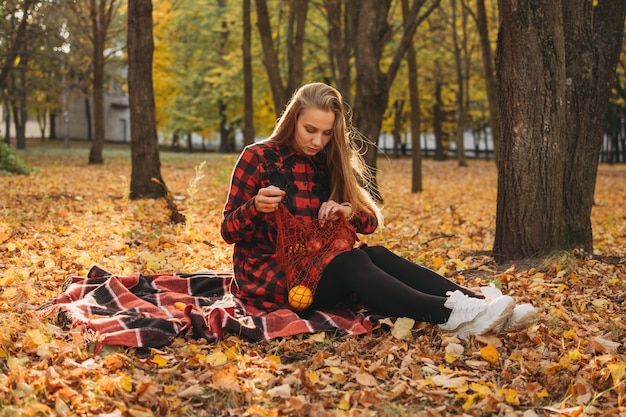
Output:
[41, 266, 375, 353]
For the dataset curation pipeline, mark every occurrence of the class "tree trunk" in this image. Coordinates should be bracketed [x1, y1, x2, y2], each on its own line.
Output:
[128, 0, 167, 200]
[493, 0, 567, 261]
[433, 78, 447, 161]
[12, 63, 28, 150]
[402, 0, 423, 193]
[49, 110, 57, 140]
[561, 0, 626, 251]
[242, 0, 255, 147]
[392, 100, 404, 159]
[451, 0, 468, 167]
[324, 0, 353, 103]
[88, 0, 117, 164]
[474, 0, 500, 164]
[3, 101, 10, 144]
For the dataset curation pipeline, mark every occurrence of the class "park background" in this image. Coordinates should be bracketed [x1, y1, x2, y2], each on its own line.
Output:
[1, 1, 626, 416]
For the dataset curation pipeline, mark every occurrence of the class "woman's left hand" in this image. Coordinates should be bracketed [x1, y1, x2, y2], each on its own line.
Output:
[319, 200, 352, 221]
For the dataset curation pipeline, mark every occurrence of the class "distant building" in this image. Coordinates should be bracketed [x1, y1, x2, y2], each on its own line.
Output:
[0, 93, 130, 143]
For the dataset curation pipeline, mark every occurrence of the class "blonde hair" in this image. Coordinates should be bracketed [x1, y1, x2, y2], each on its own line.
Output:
[268, 82, 382, 223]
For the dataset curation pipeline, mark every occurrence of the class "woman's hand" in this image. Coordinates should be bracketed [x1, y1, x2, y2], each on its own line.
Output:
[254, 185, 286, 213]
[319, 200, 352, 221]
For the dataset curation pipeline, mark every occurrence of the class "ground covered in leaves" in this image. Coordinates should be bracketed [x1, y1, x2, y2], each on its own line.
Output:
[1, 141, 626, 416]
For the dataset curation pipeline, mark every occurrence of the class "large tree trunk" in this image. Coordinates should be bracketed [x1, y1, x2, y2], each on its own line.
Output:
[494, 0, 625, 262]
[561, 0, 626, 251]
[128, 0, 167, 200]
[242, 0, 255, 147]
[493, 1, 568, 261]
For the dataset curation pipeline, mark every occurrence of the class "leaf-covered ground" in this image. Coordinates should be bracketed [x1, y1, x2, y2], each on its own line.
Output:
[1, 141, 625, 417]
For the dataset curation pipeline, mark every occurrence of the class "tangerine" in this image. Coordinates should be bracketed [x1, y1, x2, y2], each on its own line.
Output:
[288, 285, 313, 311]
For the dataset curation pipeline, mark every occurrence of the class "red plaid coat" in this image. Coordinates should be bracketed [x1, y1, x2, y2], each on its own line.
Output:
[220, 141, 378, 311]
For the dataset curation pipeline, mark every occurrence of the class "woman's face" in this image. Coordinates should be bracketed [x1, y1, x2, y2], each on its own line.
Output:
[292, 107, 335, 156]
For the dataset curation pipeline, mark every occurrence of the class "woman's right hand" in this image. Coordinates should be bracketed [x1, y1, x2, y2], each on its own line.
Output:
[254, 185, 286, 213]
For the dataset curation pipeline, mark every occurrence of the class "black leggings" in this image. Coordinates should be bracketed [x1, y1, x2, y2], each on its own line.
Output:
[312, 245, 479, 323]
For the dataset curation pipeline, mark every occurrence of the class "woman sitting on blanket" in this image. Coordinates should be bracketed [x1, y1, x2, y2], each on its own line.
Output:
[220, 82, 537, 338]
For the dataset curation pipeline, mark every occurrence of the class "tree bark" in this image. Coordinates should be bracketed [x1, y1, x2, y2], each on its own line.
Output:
[561, 0, 626, 251]
[128, 0, 167, 200]
[494, 0, 625, 261]
[494, 0, 567, 261]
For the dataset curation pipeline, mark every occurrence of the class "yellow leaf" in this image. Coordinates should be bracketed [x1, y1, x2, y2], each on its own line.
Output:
[205, 351, 228, 366]
[461, 393, 475, 409]
[500, 388, 520, 405]
[337, 391, 351, 410]
[479, 344, 500, 364]
[432, 256, 444, 269]
[390, 317, 415, 340]
[608, 361, 626, 384]
[569, 348, 582, 361]
[27, 328, 47, 346]
[152, 354, 169, 367]
[164, 384, 178, 393]
[307, 371, 323, 385]
[119, 374, 133, 392]
[470, 381, 492, 397]
[445, 352, 458, 363]
[267, 354, 281, 364]
[563, 329, 578, 339]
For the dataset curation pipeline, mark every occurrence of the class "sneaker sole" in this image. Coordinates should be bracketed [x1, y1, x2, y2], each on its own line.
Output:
[503, 309, 538, 333]
[453, 296, 516, 338]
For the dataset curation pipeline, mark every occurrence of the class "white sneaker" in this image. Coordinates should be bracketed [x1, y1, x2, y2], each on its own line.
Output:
[479, 285, 538, 333]
[498, 303, 538, 333]
[439, 290, 515, 338]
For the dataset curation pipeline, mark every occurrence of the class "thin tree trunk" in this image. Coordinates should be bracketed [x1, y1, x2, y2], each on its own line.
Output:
[452, 0, 468, 167]
[473, 0, 500, 164]
[242, 0, 255, 146]
[128, 0, 167, 200]
[402, 0, 423, 193]
[89, 0, 116, 164]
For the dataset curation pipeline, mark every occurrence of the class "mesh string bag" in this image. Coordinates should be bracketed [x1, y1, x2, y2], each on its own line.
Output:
[274, 204, 358, 311]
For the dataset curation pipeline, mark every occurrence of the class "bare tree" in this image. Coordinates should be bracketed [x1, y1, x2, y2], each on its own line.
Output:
[351, 0, 440, 201]
[256, 0, 308, 117]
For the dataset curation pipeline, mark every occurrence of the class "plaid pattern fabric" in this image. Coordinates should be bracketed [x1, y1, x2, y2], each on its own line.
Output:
[40, 265, 375, 353]
[221, 141, 378, 311]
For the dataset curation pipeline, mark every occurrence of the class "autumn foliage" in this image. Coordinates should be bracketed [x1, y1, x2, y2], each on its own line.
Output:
[1, 142, 625, 416]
